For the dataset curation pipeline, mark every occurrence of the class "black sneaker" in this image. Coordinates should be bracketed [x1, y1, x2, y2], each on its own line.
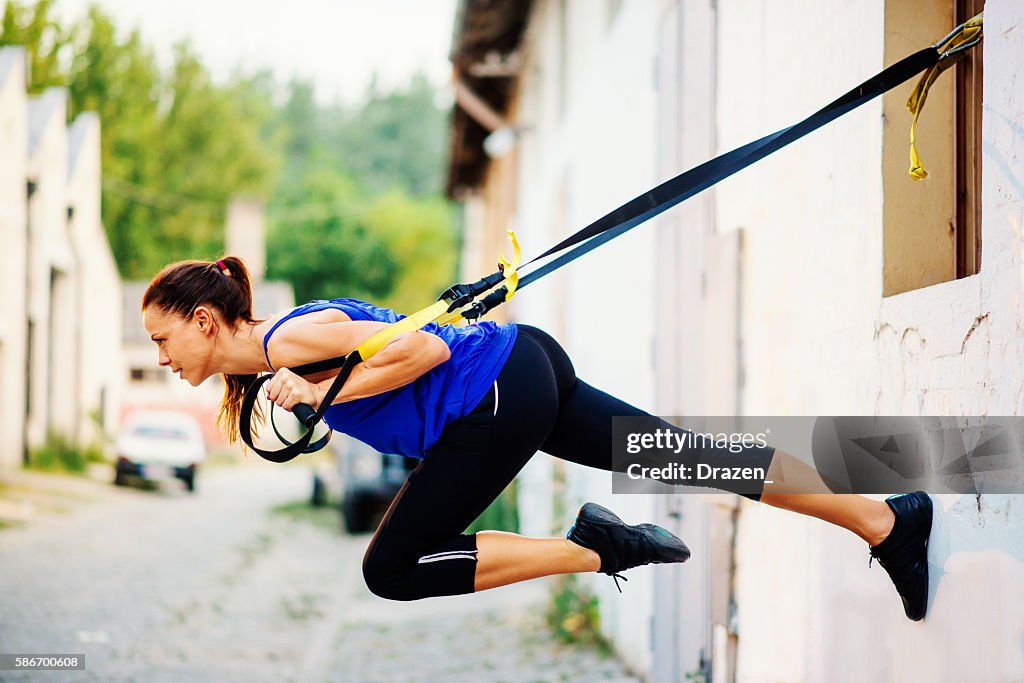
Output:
[566, 502, 691, 592]
[868, 491, 933, 621]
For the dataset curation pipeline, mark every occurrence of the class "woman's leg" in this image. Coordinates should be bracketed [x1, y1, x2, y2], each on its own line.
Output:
[519, 324, 897, 544]
[523, 324, 928, 619]
[361, 328, 602, 600]
[758, 451, 895, 545]
[474, 532, 599, 590]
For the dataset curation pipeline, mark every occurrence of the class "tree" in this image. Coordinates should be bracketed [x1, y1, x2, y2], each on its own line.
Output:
[329, 73, 450, 197]
[0, 0, 69, 92]
[3, 2, 282, 278]
[66, 7, 164, 275]
[362, 189, 457, 313]
[267, 74, 458, 310]
[266, 167, 398, 305]
[4, 2, 458, 301]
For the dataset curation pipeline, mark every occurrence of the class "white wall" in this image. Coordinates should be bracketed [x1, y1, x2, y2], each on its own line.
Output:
[711, 1, 1024, 680]
[68, 113, 124, 447]
[511, 0, 662, 675]
[25, 88, 75, 448]
[0, 48, 28, 468]
[463, 0, 1023, 678]
[0, 54, 125, 463]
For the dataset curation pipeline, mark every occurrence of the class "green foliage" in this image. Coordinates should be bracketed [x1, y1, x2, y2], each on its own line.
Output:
[464, 480, 519, 535]
[29, 432, 105, 474]
[362, 189, 457, 313]
[3, 1, 457, 303]
[267, 76, 457, 309]
[2, 1, 280, 279]
[328, 73, 449, 197]
[0, 0, 69, 91]
[266, 168, 398, 304]
[545, 573, 611, 655]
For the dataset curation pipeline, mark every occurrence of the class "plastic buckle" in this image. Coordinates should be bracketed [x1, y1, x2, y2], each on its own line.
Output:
[461, 301, 486, 321]
[439, 283, 475, 312]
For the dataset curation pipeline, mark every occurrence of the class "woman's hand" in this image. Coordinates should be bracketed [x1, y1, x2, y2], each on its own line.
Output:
[264, 368, 323, 412]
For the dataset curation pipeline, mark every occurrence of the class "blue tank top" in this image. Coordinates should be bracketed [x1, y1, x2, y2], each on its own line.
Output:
[261, 298, 518, 458]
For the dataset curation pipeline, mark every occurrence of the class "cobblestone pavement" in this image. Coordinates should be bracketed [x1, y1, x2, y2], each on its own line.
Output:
[325, 590, 640, 683]
[0, 463, 640, 683]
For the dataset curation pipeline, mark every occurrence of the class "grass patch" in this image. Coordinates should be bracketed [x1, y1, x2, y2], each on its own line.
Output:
[545, 573, 611, 656]
[27, 432, 106, 475]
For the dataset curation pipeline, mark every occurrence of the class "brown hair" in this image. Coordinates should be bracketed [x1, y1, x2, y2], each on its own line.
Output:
[142, 255, 264, 445]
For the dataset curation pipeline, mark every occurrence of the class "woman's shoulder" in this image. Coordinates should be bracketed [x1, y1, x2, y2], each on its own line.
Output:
[258, 303, 352, 342]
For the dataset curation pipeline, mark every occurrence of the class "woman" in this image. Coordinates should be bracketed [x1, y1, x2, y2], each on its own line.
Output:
[142, 256, 933, 621]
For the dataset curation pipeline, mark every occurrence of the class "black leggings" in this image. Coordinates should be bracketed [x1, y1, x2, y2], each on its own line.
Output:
[361, 325, 775, 601]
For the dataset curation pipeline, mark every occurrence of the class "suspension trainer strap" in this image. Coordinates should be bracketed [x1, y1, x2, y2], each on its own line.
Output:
[241, 16, 982, 463]
[511, 13, 982, 292]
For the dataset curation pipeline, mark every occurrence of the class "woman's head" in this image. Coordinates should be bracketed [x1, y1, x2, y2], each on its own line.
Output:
[142, 256, 262, 443]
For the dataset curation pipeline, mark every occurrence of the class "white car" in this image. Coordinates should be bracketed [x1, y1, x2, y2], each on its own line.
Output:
[115, 411, 207, 492]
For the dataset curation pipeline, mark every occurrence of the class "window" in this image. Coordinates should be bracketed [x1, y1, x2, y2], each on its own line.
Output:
[882, 0, 983, 296]
[129, 367, 166, 383]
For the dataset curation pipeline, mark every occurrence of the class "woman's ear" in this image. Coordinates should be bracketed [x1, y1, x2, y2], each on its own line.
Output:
[193, 306, 215, 334]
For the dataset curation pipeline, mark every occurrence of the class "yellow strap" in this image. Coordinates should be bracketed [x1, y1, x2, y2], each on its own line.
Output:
[906, 66, 944, 180]
[354, 300, 452, 358]
[906, 13, 983, 180]
[497, 229, 521, 301]
[353, 229, 522, 360]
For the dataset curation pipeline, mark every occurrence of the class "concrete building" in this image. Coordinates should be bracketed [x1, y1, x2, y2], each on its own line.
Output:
[0, 47, 123, 470]
[447, 1, 1023, 681]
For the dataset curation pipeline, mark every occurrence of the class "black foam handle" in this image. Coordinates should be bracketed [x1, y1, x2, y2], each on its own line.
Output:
[293, 403, 318, 429]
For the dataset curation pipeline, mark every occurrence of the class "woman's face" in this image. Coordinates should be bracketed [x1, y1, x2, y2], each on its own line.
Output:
[142, 305, 217, 386]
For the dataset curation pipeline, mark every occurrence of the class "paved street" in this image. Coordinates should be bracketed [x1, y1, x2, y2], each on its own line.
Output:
[0, 463, 639, 683]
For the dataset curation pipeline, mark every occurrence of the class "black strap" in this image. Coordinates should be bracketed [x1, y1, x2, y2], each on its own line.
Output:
[515, 47, 940, 290]
[240, 45, 944, 462]
[239, 352, 362, 463]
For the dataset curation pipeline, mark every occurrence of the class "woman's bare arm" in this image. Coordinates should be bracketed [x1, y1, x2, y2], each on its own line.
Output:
[264, 316, 451, 409]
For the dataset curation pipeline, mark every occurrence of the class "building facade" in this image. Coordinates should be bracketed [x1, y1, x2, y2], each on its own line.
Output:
[0, 47, 123, 470]
[447, 1, 1024, 680]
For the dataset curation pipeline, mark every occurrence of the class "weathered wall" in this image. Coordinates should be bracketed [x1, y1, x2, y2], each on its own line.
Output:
[714, 1, 1024, 680]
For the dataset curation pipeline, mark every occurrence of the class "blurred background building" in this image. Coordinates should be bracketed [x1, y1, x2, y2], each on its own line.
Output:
[0, 41, 295, 465]
[0, 46, 123, 471]
[448, 0, 1023, 680]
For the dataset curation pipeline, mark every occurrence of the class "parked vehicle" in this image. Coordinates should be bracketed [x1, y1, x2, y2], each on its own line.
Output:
[114, 411, 207, 492]
[334, 436, 417, 533]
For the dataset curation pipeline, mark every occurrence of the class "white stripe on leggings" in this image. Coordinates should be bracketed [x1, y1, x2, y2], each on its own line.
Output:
[418, 549, 478, 560]
[417, 549, 479, 564]
[493, 380, 499, 417]
[417, 553, 478, 564]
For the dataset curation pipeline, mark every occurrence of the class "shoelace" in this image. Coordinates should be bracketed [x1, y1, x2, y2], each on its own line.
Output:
[868, 546, 889, 568]
[610, 573, 629, 593]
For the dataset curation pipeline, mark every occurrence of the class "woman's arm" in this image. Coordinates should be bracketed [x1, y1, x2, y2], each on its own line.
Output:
[264, 318, 451, 411]
[312, 330, 450, 404]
